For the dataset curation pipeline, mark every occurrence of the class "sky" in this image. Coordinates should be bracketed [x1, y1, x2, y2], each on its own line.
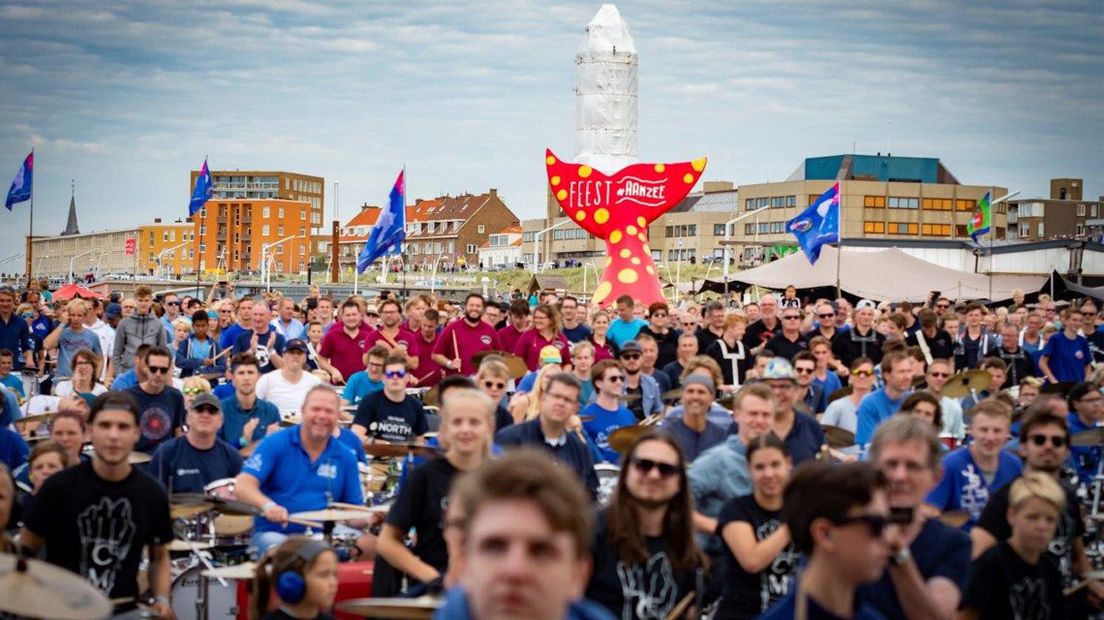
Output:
[0, 0, 1101, 265]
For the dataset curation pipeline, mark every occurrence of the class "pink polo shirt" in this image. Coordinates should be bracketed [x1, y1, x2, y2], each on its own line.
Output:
[364, 327, 420, 356]
[433, 318, 502, 376]
[513, 330, 572, 371]
[318, 324, 372, 383]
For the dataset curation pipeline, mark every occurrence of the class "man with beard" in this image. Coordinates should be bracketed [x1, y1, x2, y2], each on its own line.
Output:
[660, 374, 727, 462]
[618, 340, 663, 421]
[318, 299, 373, 385]
[20, 392, 175, 618]
[859, 416, 971, 620]
[433, 294, 502, 377]
[833, 299, 885, 368]
[497, 300, 530, 354]
[149, 393, 243, 493]
[741, 295, 779, 354]
[906, 309, 955, 365]
[125, 346, 185, 455]
[585, 432, 705, 619]
[365, 299, 419, 364]
[560, 295, 593, 344]
[972, 407, 1103, 614]
[219, 353, 281, 451]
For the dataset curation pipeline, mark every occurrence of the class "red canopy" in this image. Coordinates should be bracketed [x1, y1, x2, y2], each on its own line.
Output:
[52, 283, 104, 301]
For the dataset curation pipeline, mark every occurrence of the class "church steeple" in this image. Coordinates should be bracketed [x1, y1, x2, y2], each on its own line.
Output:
[61, 180, 79, 236]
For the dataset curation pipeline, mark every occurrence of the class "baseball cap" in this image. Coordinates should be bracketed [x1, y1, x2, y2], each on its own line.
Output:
[761, 358, 797, 381]
[856, 299, 877, 311]
[104, 303, 122, 319]
[619, 340, 643, 357]
[365, 304, 379, 316]
[286, 339, 309, 353]
[190, 392, 222, 412]
[539, 345, 562, 365]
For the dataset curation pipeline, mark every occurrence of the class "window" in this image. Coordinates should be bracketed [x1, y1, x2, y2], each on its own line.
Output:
[863, 221, 886, 234]
[523, 232, 534, 241]
[262, 207, 270, 218]
[1020, 223, 1030, 238]
[770, 196, 785, 208]
[769, 221, 785, 233]
[466, 244, 477, 253]
[758, 222, 770, 234]
[1076, 224, 1085, 236]
[786, 195, 796, 207]
[757, 197, 769, 209]
[262, 224, 270, 236]
[744, 223, 755, 235]
[886, 222, 918, 235]
[714, 223, 727, 236]
[301, 209, 307, 221]
[955, 199, 975, 212]
[864, 196, 886, 208]
[1093, 205, 1099, 217]
[921, 223, 952, 236]
[477, 225, 485, 234]
[922, 198, 952, 211]
[1077, 204, 1086, 217]
[888, 197, 918, 210]
[746, 199, 756, 211]
[1037, 222, 1045, 237]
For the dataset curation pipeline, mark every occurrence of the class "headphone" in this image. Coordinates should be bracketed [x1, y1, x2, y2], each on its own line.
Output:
[274, 539, 332, 604]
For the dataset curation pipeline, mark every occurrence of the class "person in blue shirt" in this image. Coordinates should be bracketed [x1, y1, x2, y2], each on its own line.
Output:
[607, 295, 647, 348]
[341, 345, 387, 405]
[0, 385, 20, 427]
[0, 285, 34, 372]
[760, 358, 825, 465]
[231, 302, 286, 374]
[925, 400, 1023, 531]
[234, 385, 363, 556]
[219, 353, 280, 451]
[0, 349, 26, 397]
[219, 297, 253, 350]
[149, 393, 243, 494]
[659, 374, 728, 462]
[1065, 382, 1103, 484]
[1039, 307, 1091, 385]
[175, 310, 225, 378]
[43, 300, 102, 380]
[856, 351, 914, 446]
[0, 426, 29, 471]
[758, 461, 891, 620]
[581, 360, 637, 463]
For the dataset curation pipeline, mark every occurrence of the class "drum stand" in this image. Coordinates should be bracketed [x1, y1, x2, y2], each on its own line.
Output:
[181, 542, 228, 620]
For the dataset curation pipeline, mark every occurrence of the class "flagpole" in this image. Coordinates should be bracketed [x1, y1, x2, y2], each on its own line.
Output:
[401, 164, 406, 298]
[26, 148, 34, 282]
[835, 180, 843, 300]
[988, 187, 993, 303]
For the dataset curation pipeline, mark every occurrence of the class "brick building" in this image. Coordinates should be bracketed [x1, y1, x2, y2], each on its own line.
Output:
[403, 189, 520, 269]
[1008, 178, 1104, 241]
[137, 219, 195, 276]
[192, 199, 313, 275]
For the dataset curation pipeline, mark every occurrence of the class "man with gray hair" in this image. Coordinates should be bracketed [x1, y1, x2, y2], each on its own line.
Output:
[859, 416, 971, 620]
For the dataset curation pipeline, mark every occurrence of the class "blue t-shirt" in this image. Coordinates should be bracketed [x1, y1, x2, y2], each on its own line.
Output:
[231, 329, 287, 374]
[607, 318, 647, 348]
[219, 395, 281, 448]
[925, 446, 1023, 531]
[219, 323, 246, 350]
[811, 371, 842, 405]
[112, 369, 139, 390]
[0, 428, 29, 471]
[562, 323, 594, 344]
[241, 425, 362, 534]
[148, 435, 243, 493]
[1068, 412, 1102, 484]
[781, 411, 826, 465]
[342, 371, 383, 404]
[125, 385, 186, 454]
[1040, 332, 1091, 383]
[855, 389, 908, 446]
[581, 402, 637, 463]
[0, 388, 20, 427]
[1, 374, 25, 398]
[212, 382, 236, 399]
[335, 427, 369, 464]
[56, 327, 101, 378]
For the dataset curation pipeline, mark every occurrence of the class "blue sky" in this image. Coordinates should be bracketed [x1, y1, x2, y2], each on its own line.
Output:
[1, 0, 1101, 264]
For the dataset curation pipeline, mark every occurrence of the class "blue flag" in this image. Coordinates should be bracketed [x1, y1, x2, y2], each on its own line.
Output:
[189, 158, 213, 216]
[358, 169, 406, 273]
[787, 182, 840, 264]
[5, 151, 33, 210]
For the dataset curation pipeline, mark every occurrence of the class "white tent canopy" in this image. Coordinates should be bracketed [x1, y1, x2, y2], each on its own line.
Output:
[731, 246, 1047, 303]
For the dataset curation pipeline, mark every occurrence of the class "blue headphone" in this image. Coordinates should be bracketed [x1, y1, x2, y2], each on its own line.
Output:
[275, 538, 332, 604]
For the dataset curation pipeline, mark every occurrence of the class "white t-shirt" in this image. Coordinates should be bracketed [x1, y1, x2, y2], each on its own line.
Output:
[255, 370, 322, 414]
[54, 380, 109, 397]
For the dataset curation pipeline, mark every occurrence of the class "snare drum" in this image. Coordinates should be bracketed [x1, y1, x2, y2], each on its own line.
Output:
[170, 562, 242, 619]
[595, 463, 620, 507]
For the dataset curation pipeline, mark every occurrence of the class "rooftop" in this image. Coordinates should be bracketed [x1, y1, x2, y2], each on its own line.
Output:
[787, 154, 961, 185]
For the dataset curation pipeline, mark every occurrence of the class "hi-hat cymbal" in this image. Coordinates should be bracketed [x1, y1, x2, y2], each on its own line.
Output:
[1070, 427, 1104, 447]
[336, 596, 443, 619]
[0, 553, 113, 620]
[821, 424, 856, 449]
[363, 442, 441, 459]
[608, 425, 656, 453]
[129, 452, 152, 464]
[941, 370, 991, 399]
[290, 509, 374, 522]
[827, 386, 853, 404]
[167, 539, 216, 552]
[202, 562, 257, 580]
[617, 392, 642, 402]
[938, 510, 971, 528]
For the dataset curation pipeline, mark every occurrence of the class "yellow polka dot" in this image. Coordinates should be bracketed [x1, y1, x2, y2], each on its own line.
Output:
[546, 155, 556, 166]
[609, 230, 622, 244]
[631, 257, 641, 265]
[579, 166, 592, 179]
[550, 175, 561, 186]
[683, 173, 694, 184]
[637, 216, 647, 228]
[692, 158, 706, 172]
[605, 257, 613, 267]
[618, 269, 639, 284]
[592, 281, 612, 305]
[575, 210, 586, 222]
[643, 243, 651, 254]
[646, 265, 655, 275]
[556, 189, 567, 201]
[626, 225, 638, 235]
[638, 233, 647, 242]
[594, 208, 609, 224]
[620, 249, 631, 258]
[654, 164, 665, 173]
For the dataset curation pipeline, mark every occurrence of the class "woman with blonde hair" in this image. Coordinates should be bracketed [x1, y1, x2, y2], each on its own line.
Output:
[513, 303, 572, 371]
[509, 362, 562, 423]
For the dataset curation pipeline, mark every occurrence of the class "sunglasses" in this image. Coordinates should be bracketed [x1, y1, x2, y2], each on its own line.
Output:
[852, 369, 875, 377]
[818, 313, 834, 319]
[832, 514, 889, 538]
[620, 353, 641, 361]
[182, 387, 205, 395]
[936, 304, 950, 309]
[147, 366, 171, 375]
[483, 381, 506, 390]
[165, 301, 180, 306]
[1026, 434, 1066, 448]
[193, 405, 220, 415]
[794, 367, 815, 374]
[20, 313, 35, 319]
[630, 457, 680, 478]
[384, 369, 407, 379]
[928, 371, 950, 378]
[682, 322, 697, 326]
[604, 375, 624, 383]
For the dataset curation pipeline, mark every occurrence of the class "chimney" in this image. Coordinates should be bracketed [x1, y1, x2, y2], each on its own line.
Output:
[154, 218, 162, 223]
[489, 188, 497, 196]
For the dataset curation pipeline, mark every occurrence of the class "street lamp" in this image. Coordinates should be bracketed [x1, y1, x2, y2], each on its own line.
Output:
[722, 207, 772, 286]
[533, 219, 570, 273]
[156, 242, 188, 279]
[985, 190, 1021, 300]
[68, 248, 101, 283]
[261, 235, 296, 292]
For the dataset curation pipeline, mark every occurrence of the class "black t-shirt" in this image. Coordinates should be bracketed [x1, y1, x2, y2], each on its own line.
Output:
[832, 327, 885, 368]
[715, 495, 797, 619]
[148, 436, 244, 494]
[384, 458, 457, 576]
[23, 461, 174, 602]
[905, 329, 955, 362]
[125, 385, 186, 454]
[975, 478, 1085, 585]
[625, 383, 645, 421]
[764, 332, 808, 364]
[961, 541, 1063, 620]
[741, 320, 778, 352]
[640, 326, 680, 369]
[494, 405, 513, 432]
[353, 391, 428, 443]
[585, 510, 698, 620]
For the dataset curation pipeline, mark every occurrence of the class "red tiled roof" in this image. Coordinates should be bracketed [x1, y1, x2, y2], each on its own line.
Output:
[345, 206, 381, 227]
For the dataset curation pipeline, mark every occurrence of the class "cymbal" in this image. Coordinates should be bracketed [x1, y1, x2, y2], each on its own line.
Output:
[1070, 427, 1104, 447]
[938, 510, 971, 528]
[618, 392, 642, 402]
[336, 596, 443, 619]
[170, 494, 213, 519]
[363, 441, 441, 459]
[280, 415, 301, 427]
[202, 562, 257, 580]
[472, 350, 529, 379]
[128, 452, 152, 464]
[941, 370, 990, 399]
[207, 497, 257, 516]
[608, 425, 655, 453]
[290, 509, 374, 522]
[827, 386, 853, 404]
[660, 389, 683, 402]
[821, 424, 856, 449]
[167, 539, 216, 552]
[0, 553, 113, 620]
[422, 385, 441, 407]
[14, 412, 54, 426]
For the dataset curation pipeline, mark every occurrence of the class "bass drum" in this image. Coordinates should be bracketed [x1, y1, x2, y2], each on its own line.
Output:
[171, 563, 241, 619]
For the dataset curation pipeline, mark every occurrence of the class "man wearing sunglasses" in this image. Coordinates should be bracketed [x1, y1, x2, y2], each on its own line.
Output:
[149, 393, 242, 494]
[581, 360, 637, 463]
[352, 354, 428, 445]
[618, 340, 663, 422]
[159, 293, 186, 340]
[972, 408, 1103, 613]
[804, 301, 840, 345]
[923, 359, 965, 442]
[124, 345, 185, 455]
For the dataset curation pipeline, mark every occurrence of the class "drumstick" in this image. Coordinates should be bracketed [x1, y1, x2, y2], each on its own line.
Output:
[287, 518, 325, 529]
[451, 331, 459, 363]
[665, 592, 695, 620]
[329, 501, 374, 512]
[1064, 579, 1091, 597]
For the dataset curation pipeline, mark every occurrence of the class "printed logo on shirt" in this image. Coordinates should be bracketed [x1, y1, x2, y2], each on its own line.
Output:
[1009, 577, 1051, 619]
[244, 452, 263, 472]
[176, 468, 200, 477]
[140, 407, 173, 441]
[957, 464, 989, 520]
[480, 335, 492, 345]
[1075, 350, 1084, 360]
[318, 463, 337, 480]
[616, 553, 679, 620]
[756, 519, 797, 611]
[255, 345, 271, 368]
[77, 497, 137, 593]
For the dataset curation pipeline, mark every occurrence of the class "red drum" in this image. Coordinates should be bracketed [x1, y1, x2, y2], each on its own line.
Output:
[333, 562, 376, 620]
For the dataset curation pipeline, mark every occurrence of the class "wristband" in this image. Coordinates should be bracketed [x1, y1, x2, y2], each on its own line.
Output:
[154, 595, 170, 605]
[261, 501, 277, 513]
[890, 547, 912, 566]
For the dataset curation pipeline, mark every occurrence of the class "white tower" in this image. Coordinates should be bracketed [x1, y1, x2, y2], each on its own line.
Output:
[574, 4, 638, 174]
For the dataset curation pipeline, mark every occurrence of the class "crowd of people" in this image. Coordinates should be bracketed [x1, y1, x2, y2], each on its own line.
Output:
[0, 278, 1102, 619]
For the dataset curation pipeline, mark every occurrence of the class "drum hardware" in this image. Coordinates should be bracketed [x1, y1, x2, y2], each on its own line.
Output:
[201, 561, 257, 581]
[0, 552, 113, 620]
[290, 509, 371, 546]
[336, 595, 443, 619]
[363, 441, 441, 460]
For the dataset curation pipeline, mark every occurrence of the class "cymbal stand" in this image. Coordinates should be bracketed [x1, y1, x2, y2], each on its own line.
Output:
[183, 541, 227, 620]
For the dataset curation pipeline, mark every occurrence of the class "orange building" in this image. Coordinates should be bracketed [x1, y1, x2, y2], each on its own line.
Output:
[192, 199, 313, 275]
[137, 220, 196, 276]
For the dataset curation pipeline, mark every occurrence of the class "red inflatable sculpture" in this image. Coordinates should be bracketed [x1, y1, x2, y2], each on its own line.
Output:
[545, 149, 707, 306]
